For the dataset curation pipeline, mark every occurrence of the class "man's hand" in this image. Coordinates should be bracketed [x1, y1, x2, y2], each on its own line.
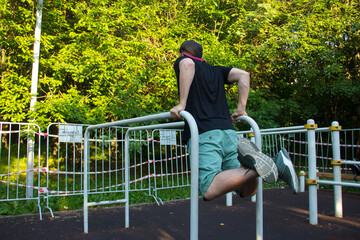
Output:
[231, 110, 248, 123]
[170, 103, 186, 119]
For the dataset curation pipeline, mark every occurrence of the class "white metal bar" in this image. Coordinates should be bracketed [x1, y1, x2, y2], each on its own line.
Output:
[235, 115, 263, 240]
[83, 130, 90, 233]
[307, 119, 318, 225]
[250, 134, 257, 203]
[83, 111, 199, 240]
[300, 171, 306, 192]
[260, 125, 305, 132]
[331, 121, 342, 218]
[318, 180, 360, 187]
[180, 111, 199, 240]
[342, 160, 360, 165]
[226, 192, 232, 206]
[87, 199, 127, 207]
[28, 0, 44, 198]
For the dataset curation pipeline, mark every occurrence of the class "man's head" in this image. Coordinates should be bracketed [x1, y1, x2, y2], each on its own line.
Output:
[179, 40, 203, 58]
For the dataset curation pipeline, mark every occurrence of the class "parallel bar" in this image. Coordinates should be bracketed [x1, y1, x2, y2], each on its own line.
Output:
[235, 115, 263, 240]
[127, 122, 184, 131]
[86, 112, 171, 130]
[83, 111, 199, 240]
[180, 111, 199, 240]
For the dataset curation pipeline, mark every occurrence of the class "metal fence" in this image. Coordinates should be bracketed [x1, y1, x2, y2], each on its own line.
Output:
[1, 120, 359, 219]
[44, 123, 190, 206]
[0, 121, 191, 218]
[151, 128, 190, 204]
[238, 124, 360, 176]
[0, 122, 44, 200]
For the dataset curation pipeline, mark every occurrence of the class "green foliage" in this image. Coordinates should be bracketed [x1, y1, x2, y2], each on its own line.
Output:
[226, 0, 360, 127]
[0, 200, 38, 215]
[129, 140, 148, 154]
[1, 0, 359, 129]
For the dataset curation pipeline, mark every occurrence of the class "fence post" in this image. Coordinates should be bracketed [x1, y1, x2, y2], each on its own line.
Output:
[330, 121, 343, 218]
[26, 133, 35, 198]
[306, 119, 318, 225]
[83, 130, 90, 233]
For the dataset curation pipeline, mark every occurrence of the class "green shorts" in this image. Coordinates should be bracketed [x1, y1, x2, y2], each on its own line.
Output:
[187, 129, 240, 197]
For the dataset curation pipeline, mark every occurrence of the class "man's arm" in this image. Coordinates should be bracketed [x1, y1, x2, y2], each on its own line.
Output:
[227, 68, 250, 121]
[170, 58, 195, 119]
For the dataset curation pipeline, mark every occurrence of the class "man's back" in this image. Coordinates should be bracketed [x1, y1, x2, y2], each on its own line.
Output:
[173, 56, 234, 142]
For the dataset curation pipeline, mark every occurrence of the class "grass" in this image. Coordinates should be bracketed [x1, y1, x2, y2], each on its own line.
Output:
[1, 143, 359, 217]
[0, 185, 192, 216]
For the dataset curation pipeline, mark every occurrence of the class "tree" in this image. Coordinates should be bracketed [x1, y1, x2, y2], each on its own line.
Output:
[1, 0, 359, 130]
[225, 0, 360, 128]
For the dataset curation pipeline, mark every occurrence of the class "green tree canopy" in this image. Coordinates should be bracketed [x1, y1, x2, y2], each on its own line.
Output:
[1, 0, 359, 130]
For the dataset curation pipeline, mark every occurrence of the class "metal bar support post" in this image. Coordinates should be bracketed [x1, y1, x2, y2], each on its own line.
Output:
[236, 116, 263, 240]
[330, 121, 343, 218]
[306, 119, 318, 225]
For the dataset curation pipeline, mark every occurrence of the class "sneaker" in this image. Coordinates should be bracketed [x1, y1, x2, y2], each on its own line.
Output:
[237, 139, 278, 184]
[274, 148, 299, 194]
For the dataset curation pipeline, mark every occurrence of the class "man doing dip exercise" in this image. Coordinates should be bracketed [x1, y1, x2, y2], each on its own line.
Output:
[170, 40, 299, 201]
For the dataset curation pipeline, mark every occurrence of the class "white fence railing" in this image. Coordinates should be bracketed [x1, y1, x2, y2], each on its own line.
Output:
[236, 120, 360, 225]
[238, 124, 360, 175]
[0, 119, 359, 228]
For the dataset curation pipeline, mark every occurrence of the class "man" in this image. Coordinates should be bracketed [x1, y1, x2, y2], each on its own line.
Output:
[170, 40, 298, 201]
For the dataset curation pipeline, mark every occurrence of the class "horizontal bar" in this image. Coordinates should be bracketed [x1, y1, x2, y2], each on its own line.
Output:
[86, 112, 171, 131]
[318, 180, 360, 188]
[239, 127, 331, 136]
[128, 122, 184, 131]
[342, 160, 359, 165]
[261, 129, 307, 135]
[260, 125, 305, 132]
[87, 199, 127, 207]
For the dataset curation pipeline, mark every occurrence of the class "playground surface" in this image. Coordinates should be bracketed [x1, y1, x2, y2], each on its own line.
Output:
[1, 187, 359, 240]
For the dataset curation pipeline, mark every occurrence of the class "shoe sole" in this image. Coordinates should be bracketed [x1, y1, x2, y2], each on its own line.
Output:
[237, 140, 278, 184]
[277, 149, 299, 194]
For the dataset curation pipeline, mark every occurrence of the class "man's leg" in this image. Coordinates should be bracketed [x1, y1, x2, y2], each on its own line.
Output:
[204, 167, 258, 200]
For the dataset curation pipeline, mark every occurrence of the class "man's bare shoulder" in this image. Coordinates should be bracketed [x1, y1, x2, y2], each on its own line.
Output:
[179, 57, 195, 69]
